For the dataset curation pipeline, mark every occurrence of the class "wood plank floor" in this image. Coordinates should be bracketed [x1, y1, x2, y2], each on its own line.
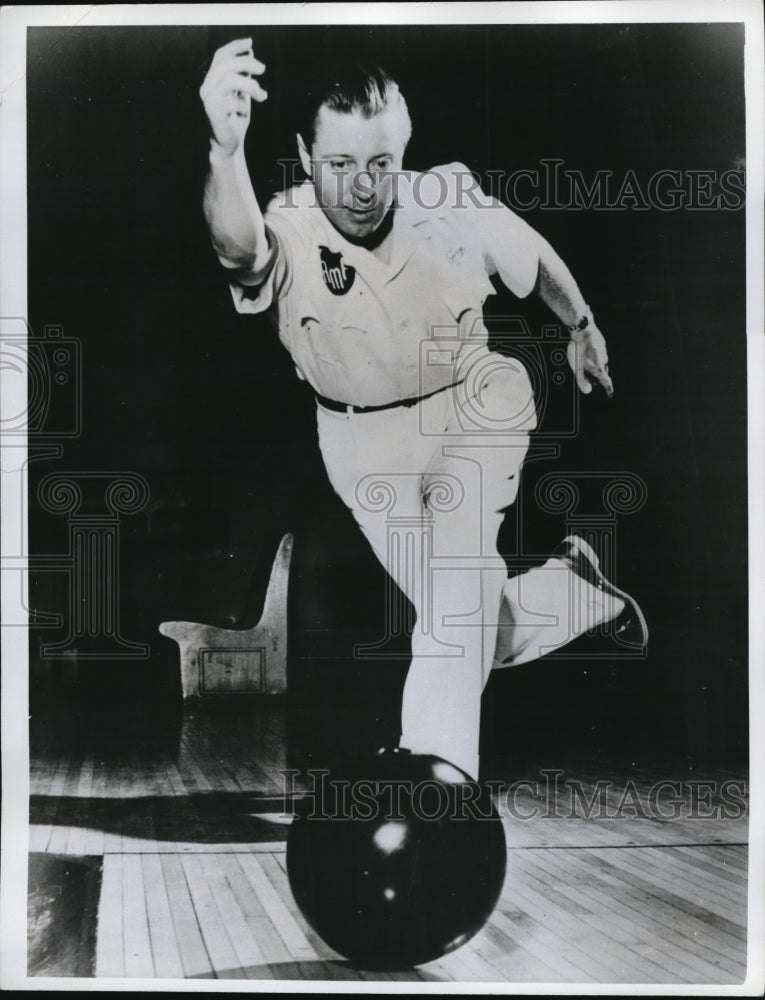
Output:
[28, 705, 749, 985]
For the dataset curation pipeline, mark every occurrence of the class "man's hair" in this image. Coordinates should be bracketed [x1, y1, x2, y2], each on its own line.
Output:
[297, 62, 412, 148]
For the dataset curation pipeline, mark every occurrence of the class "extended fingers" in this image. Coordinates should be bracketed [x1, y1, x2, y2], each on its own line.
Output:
[567, 339, 615, 396]
[583, 342, 614, 397]
[586, 360, 614, 397]
[575, 328, 614, 397]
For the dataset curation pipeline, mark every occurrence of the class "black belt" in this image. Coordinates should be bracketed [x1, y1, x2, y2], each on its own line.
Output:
[316, 381, 463, 415]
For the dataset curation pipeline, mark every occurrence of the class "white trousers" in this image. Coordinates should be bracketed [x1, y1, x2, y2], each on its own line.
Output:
[316, 360, 621, 778]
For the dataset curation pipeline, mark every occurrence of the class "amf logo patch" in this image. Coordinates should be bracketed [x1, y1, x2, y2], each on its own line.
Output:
[319, 245, 356, 295]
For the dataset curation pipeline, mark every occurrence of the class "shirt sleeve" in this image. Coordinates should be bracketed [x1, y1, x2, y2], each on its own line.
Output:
[468, 179, 544, 300]
[228, 217, 293, 316]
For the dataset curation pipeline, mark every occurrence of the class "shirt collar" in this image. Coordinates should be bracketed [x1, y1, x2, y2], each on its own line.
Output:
[284, 180, 416, 281]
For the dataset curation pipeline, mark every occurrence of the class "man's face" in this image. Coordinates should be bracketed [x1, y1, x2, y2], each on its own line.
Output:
[301, 105, 407, 239]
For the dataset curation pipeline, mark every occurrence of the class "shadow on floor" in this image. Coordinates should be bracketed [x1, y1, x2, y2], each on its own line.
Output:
[193, 960, 431, 981]
[30, 792, 293, 844]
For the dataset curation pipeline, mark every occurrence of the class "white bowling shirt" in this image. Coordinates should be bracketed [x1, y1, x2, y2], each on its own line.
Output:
[231, 162, 543, 406]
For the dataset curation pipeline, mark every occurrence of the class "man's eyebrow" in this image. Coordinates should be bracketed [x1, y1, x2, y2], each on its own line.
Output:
[318, 152, 394, 160]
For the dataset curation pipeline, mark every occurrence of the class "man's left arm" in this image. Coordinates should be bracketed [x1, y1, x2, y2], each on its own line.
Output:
[465, 167, 615, 398]
[535, 240, 614, 398]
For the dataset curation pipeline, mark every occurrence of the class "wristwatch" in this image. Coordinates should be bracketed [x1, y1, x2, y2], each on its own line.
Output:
[567, 306, 593, 334]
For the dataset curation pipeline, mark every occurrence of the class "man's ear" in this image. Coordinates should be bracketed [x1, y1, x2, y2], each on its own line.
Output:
[297, 134, 312, 177]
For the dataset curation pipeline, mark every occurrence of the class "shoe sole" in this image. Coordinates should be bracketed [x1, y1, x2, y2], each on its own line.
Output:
[564, 535, 649, 646]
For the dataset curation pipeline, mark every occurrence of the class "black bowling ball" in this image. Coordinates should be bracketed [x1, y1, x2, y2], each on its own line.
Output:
[286, 748, 507, 969]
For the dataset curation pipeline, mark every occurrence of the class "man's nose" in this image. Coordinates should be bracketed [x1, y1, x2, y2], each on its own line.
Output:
[351, 170, 376, 203]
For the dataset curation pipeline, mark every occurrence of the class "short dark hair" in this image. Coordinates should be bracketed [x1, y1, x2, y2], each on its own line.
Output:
[296, 62, 412, 147]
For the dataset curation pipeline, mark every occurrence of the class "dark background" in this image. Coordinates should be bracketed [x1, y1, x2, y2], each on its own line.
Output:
[26, 23, 748, 770]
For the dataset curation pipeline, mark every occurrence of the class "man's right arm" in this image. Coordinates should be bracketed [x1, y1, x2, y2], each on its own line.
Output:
[199, 38, 273, 282]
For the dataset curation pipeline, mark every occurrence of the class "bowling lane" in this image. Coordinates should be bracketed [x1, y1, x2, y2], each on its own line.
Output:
[90, 842, 746, 982]
[28, 703, 748, 984]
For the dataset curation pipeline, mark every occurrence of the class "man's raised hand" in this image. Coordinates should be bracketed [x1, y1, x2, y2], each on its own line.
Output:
[199, 38, 267, 156]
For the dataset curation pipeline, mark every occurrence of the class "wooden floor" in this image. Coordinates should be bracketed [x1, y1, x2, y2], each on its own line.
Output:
[28, 706, 749, 985]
